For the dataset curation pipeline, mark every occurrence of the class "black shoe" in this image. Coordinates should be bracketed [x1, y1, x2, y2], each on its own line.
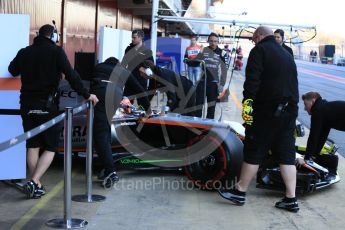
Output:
[23, 180, 46, 199]
[217, 188, 246, 205]
[101, 171, 119, 189]
[23, 180, 40, 199]
[275, 197, 299, 213]
[34, 185, 46, 198]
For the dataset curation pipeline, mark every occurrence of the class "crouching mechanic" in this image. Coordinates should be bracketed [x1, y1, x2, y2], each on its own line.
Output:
[217, 26, 300, 212]
[296, 92, 345, 182]
[139, 60, 195, 116]
[90, 57, 151, 187]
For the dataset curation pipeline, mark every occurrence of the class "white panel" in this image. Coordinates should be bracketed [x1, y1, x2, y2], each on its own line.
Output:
[0, 91, 20, 109]
[119, 29, 132, 61]
[0, 14, 29, 180]
[0, 115, 26, 180]
[98, 26, 131, 63]
[0, 14, 30, 78]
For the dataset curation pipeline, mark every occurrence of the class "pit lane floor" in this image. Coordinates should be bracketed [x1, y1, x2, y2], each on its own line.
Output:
[1, 70, 345, 230]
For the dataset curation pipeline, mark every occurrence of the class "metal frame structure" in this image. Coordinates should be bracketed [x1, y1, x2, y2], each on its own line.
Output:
[156, 16, 316, 29]
[150, 0, 316, 61]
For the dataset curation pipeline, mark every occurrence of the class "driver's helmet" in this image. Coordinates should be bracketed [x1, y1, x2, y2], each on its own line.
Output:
[120, 97, 132, 114]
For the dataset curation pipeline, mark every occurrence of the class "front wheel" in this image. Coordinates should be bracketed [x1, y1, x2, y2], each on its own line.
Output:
[184, 129, 243, 189]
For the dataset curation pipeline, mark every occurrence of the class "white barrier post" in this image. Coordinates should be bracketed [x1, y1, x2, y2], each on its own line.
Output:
[201, 60, 207, 119]
[72, 101, 106, 203]
[46, 107, 88, 229]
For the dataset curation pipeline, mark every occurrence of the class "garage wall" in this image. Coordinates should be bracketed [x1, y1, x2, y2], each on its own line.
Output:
[0, 0, 62, 45]
[98, 0, 117, 28]
[117, 8, 132, 31]
[0, 0, 162, 66]
[64, 0, 96, 64]
[132, 16, 143, 30]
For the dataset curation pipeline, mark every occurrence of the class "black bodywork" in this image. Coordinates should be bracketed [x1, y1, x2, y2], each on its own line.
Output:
[62, 109, 244, 189]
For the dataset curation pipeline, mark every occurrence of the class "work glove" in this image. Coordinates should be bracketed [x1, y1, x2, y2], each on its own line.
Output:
[295, 158, 306, 168]
[242, 98, 253, 125]
[296, 154, 314, 168]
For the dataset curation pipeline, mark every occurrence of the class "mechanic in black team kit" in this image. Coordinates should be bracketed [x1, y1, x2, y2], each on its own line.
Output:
[8, 24, 98, 199]
[218, 26, 300, 212]
[90, 57, 151, 188]
[138, 60, 195, 116]
[195, 32, 227, 119]
[296, 92, 345, 182]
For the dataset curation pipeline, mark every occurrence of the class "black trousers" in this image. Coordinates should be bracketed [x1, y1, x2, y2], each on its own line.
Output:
[93, 109, 115, 174]
[195, 81, 218, 119]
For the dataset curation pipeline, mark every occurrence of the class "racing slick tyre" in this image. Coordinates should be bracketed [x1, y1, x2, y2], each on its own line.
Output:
[184, 128, 243, 189]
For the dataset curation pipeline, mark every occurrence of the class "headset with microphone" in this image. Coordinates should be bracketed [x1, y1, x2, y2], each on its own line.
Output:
[144, 67, 153, 78]
[51, 20, 59, 43]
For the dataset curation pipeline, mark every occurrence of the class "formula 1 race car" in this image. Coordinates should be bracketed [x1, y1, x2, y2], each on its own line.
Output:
[61, 104, 244, 189]
[62, 103, 340, 193]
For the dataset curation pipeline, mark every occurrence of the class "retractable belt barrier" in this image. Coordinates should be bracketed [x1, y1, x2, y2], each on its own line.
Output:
[0, 101, 101, 229]
[0, 103, 88, 152]
[72, 101, 106, 203]
[0, 111, 66, 152]
[0, 109, 21, 115]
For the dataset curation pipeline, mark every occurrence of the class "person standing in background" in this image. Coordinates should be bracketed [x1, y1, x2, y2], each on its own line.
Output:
[195, 32, 227, 119]
[223, 44, 231, 69]
[184, 35, 203, 85]
[122, 29, 154, 93]
[274, 29, 293, 56]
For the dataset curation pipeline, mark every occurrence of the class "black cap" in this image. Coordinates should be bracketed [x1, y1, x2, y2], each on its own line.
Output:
[39, 24, 54, 37]
[104, 57, 119, 65]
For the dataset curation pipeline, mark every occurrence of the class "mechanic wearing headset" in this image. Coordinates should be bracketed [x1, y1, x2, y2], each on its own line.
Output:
[90, 57, 151, 187]
[218, 26, 300, 212]
[296, 92, 345, 182]
[138, 60, 195, 116]
[195, 32, 227, 119]
[9, 24, 98, 199]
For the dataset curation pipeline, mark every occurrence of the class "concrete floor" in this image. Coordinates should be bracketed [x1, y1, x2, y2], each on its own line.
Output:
[1, 71, 345, 230]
